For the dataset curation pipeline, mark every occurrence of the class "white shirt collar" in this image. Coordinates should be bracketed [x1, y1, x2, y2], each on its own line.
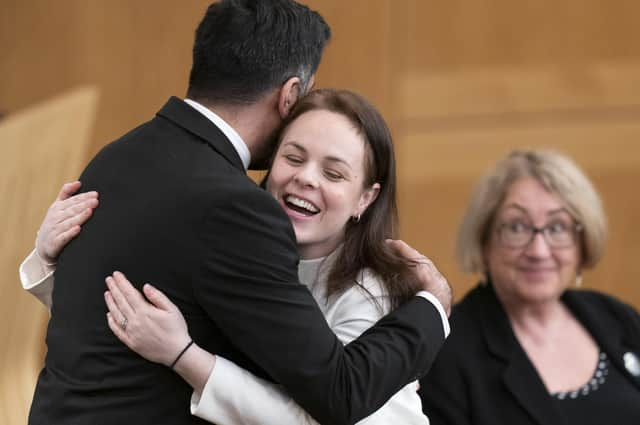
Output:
[183, 98, 251, 170]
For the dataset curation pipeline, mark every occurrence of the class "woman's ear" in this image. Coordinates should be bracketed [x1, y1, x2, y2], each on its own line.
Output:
[356, 182, 381, 217]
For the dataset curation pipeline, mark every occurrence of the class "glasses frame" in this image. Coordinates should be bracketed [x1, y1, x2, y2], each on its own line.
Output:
[496, 220, 583, 249]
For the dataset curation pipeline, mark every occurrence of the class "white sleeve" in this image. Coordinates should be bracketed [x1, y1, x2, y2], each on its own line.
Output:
[19, 249, 55, 311]
[190, 273, 429, 425]
[190, 356, 318, 425]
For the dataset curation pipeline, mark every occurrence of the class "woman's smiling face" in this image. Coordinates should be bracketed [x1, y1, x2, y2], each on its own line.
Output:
[485, 178, 581, 307]
[266, 109, 379, 259]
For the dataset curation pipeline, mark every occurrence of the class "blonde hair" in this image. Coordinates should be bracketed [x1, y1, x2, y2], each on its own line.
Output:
[457, 149, 607, 273]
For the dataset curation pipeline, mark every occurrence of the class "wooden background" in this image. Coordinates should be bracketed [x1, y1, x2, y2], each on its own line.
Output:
[1, 0, 639, 421]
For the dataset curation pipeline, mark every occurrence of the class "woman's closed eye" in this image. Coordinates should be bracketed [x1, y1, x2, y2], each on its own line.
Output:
[324, 169, 346, 181]
[284, 154, 304, 165]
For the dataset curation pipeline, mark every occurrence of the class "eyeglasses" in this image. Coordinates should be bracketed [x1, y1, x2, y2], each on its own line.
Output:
[496, 220, 583, 249]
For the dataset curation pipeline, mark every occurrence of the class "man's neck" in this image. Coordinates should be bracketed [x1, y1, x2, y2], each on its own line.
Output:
[196, 93, 280, 162]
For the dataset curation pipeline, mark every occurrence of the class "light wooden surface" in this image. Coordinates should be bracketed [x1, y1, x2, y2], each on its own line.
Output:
[0, 87, 99, 425]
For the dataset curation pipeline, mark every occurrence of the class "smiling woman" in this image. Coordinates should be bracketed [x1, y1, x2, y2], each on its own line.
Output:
[420, 149, 640, 425]
[264, 89, 426, 311]
[267, 108, 380, 259]
[485, 177, 583, 307]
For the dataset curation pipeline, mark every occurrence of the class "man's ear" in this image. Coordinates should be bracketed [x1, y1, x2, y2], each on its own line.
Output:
[278, 77, 301, 118]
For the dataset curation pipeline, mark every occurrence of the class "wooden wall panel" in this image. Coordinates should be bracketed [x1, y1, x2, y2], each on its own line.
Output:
[0, 88, 98, 425]
[305, 0, 396, 119]
[405, 0, 640, 68]
[0, 0, 210, 157]
[400, 62, 640, 120]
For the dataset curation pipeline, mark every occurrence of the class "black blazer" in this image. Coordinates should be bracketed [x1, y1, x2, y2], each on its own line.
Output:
[419, 283, 640, 425]
[28, 97, 445, 425]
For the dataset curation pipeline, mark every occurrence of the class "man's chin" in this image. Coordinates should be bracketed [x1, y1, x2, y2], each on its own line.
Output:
[249, 128, 282, 170]
[248, 157, 271, 171]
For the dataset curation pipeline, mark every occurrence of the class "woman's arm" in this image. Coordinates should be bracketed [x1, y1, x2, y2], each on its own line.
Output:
[104, 272, 319, 425]
[104, 271, 429, 425]
[192, 274, 428, 425]
[18, 181, 99, 310]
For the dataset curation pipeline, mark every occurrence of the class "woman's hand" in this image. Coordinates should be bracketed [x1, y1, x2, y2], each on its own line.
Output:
[104, 271, 192, 367]
[36, 181, 99, 264]
[386, 239, 453, 316]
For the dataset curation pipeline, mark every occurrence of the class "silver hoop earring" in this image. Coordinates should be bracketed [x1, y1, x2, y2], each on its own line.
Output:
[352, 214, 361, 223]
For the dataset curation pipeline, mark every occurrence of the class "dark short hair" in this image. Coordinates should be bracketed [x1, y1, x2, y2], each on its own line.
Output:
[187, 0, 331, 105]
[277, 89, 422, 309]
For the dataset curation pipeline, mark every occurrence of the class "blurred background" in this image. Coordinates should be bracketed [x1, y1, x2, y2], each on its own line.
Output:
[1, 0, 640, 422]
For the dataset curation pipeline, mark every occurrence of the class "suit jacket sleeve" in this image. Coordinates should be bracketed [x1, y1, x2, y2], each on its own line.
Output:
[193, 186, 445, 425]
[419, 342, 472, 425]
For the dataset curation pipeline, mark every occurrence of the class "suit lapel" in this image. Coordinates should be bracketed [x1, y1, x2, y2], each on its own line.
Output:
[480, 285, 566, 425]
[564, 290, 640, 392]
[156, 96, 245, 172]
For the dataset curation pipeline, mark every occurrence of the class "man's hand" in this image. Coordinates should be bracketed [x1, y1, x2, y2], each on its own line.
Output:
[386, 239, 452, 316]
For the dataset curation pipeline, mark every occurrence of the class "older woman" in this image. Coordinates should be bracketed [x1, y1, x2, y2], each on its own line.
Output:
[419, 149, 640, 424]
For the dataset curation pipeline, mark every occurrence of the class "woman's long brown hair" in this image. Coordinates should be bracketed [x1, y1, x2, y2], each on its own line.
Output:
[269, 89, 422, 310]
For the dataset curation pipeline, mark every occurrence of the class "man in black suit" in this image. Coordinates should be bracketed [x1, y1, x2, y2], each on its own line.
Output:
[28, 1, 451, 424]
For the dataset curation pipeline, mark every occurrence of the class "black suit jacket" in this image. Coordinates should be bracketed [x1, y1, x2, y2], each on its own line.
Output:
[28, 97, 446, 425]
[419, 283, 640, 425]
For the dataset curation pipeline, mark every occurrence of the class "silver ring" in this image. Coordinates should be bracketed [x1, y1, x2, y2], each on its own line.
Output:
[120, 316, 128, 331]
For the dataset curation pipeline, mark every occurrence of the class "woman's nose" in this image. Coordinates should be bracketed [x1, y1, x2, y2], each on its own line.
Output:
[524, 231, 552, 258]
[293, 166, 319, 188]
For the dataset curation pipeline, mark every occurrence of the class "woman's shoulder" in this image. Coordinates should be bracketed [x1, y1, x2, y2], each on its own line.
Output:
[451, 283, 496, 320]
[441, 283, 508, 351]
[565, 289, 640, 323]
[356, 268, 388, 296]
[566, 288, 636, 310]
[330, 268, 390, 315]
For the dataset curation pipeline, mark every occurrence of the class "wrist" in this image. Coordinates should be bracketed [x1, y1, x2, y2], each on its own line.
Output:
[170, 339, 194, 369]
[35, 247, 57, 268]
[172, 342, 216, 394]
[34, 234, 57, 266]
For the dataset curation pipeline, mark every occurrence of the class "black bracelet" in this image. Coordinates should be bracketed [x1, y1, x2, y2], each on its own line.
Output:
[170, 340, 194, 369]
